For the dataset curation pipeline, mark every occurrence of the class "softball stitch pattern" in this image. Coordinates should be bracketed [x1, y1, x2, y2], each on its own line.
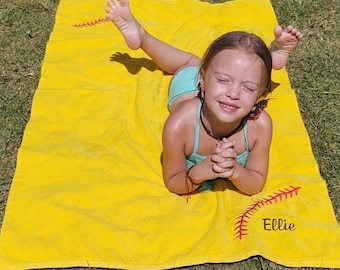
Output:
[234, 185, 301, 240]
[73, 17, 110, 28]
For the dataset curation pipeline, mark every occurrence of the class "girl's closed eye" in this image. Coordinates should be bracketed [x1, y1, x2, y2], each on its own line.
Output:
[242, 84, 258, 92]
[216, 76, 231, 84]
[218, 79, 229, 84]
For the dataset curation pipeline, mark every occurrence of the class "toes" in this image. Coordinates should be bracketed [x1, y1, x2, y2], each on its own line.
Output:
[274, 25, 283, 38]
[113, 0, 122, 6]
[295, 29, 303, 39]
[291, 28, 298, 36]
[285, 25, 303, 39]
[286, 25, 294, 33]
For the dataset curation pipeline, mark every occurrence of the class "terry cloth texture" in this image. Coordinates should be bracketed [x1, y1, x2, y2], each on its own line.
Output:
[0, 0, 339, 269]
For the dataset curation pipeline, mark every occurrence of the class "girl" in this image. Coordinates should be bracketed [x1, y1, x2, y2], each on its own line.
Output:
[106, 0, 302, 196]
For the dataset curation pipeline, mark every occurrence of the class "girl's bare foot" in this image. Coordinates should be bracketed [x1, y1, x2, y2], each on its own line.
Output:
[270, 25, 303, 70]
[106, 0, 145, 50]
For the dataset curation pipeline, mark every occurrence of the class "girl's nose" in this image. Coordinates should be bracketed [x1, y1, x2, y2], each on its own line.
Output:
[226, 84, 240, 99]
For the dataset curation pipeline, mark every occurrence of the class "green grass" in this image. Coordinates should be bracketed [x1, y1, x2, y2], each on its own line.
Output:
[271, 0, 340, 223]
[0, 0, 59, 220]
[0, 0, 339, 269]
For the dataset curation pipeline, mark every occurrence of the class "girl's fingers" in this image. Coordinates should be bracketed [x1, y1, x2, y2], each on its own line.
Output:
[212, 164, 234, 177]
[216, 149, 236, 159]
[211, 155, 235, 169]
[215, 139, 236, 152]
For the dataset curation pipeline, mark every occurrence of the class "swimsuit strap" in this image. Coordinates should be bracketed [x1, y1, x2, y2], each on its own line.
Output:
[242, 121, 249, 152]
[192, 101, 203, 155]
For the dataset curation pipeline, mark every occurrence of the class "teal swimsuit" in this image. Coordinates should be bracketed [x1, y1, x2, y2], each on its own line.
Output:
[169, 66, 250, 191]
[168, 66, 200, 108]
[187, 101, 250, 191]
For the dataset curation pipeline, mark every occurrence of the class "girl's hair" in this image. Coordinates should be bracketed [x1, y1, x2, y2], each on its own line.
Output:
[198, 31, 272, 119]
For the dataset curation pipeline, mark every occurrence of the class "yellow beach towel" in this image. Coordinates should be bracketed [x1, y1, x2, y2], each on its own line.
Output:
[0, 0, 339, 269]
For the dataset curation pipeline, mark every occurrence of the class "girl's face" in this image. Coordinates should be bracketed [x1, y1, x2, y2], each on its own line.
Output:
[200, 49, 264, 123]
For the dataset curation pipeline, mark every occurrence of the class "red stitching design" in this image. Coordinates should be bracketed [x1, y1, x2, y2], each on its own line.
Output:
[73, 17, 110, 28]
[234, 185, 301, 240]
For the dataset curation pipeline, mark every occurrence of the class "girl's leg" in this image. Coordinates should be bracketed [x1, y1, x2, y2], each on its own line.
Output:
[106, 0, 201, 74]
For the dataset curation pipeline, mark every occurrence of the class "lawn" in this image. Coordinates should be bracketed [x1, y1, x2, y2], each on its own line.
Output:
[0, 0, 339, 269]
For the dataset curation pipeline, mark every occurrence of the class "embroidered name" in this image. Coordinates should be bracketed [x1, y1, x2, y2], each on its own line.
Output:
[262, 218, 296, 231]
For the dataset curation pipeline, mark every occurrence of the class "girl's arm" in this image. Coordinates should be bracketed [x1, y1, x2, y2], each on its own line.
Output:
[161, 103, 218, 194]
[161, 109, 200, 194]
[228, 112, 272, 195]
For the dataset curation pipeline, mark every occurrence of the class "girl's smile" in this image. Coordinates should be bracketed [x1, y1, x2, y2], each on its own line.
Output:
[219, 101, 241, 114]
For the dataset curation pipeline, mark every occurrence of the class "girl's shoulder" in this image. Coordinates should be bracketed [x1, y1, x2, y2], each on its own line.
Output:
[246, 110, 272, 147]
[247, 111, 272, 130]
[168, 98, 200, 122]
[163, 98, 200, 138]
[250, 109, 272, 128]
